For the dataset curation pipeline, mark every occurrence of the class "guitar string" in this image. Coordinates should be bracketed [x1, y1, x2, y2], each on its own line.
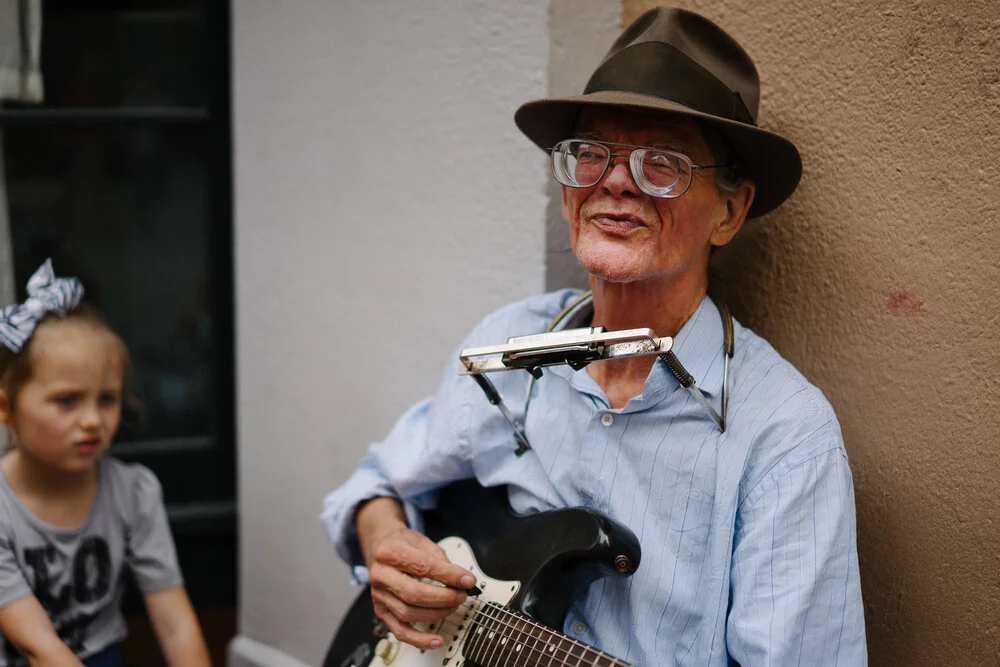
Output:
[420, 596, 629, 667]
[429, 598, 556, 667]
[470, 599, 544, 667]
[427, 598, 585, 667]
[455, 597, 620, 667]
[383, 580, 628, 667]
[477, 600, 629, 667]
[465, 600, 609, 667]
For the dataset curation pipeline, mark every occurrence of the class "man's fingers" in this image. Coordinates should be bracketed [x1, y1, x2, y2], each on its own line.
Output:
[373, 539, 476, 590]
[371, 586, 462, 624]
[372, 599, 445, 651]
[364, 526, 479, 652]
[370, 563, 467, 609]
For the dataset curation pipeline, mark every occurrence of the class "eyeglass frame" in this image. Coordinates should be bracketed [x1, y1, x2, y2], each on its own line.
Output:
[548, 138, 737, 199]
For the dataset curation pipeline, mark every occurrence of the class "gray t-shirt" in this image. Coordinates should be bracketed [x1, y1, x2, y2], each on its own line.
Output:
[0, 457, 182, 664]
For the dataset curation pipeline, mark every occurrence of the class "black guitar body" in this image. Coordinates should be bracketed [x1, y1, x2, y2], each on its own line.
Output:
[322, 480, 641, 667]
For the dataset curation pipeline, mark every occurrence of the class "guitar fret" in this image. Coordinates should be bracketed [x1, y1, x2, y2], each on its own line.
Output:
[523, 618, 545, 667]
[485, 602, 537, 667]
[535, 625, 562, 667]
[517, 613, 541, 667]
[580, 642, 627, 667]
[482, 603, 507, 667]
[556, 633, 573, 667]
[589, 647, 613, 667]
[505, 610, 523, 667]
[494, 605, 521, 667]
[569, 634, 588, 667]
[468, 603, 493, 667]
[462, 603, 487, 666]
[461, 600, 635, 667]
[506, 611, 527, 667]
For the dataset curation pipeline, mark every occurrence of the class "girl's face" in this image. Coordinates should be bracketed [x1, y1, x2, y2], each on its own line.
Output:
[1, 320, 124, 474]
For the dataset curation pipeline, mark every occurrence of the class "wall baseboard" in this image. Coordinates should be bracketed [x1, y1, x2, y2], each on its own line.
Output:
[228, 635, 315, 667]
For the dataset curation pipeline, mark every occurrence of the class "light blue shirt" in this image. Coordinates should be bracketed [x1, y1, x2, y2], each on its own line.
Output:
[322, 289, 867, 667]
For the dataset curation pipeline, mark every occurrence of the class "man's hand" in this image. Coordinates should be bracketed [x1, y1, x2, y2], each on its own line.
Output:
[356, 497, 476, 650]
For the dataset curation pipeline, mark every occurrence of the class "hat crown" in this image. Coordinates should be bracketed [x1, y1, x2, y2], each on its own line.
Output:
[586, 6, 760, 123]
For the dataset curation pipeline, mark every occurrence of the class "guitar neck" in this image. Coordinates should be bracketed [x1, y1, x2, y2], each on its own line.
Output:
[461, 600, 633, 667]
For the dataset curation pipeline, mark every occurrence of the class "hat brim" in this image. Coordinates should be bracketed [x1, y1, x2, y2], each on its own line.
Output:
[514, 90, 802, 218]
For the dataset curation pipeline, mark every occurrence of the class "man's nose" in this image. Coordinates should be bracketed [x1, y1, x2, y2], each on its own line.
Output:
[601, 155, 640, 196]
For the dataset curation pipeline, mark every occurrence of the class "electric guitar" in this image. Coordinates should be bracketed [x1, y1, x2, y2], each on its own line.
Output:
[322, 480, 641, 667]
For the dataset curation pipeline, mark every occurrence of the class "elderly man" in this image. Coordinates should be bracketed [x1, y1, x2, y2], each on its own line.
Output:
[322, 6, 866, 666]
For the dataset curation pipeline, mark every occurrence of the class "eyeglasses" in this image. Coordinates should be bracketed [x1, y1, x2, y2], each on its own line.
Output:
[549, 139, 735, 199]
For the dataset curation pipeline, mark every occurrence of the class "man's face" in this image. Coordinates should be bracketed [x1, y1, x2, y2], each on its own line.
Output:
[561, 108, 753, 286]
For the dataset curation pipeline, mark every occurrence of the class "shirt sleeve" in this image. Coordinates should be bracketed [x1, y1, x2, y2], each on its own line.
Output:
[320, 292, 580, 583]
[0, 529, 31, 610]
[125, 465, 184, 594]
[727, 435, 868, 666]
[320, 343, 480, 583]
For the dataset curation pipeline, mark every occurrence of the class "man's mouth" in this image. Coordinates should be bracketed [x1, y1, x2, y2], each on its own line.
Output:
[590, 212, 646, 235]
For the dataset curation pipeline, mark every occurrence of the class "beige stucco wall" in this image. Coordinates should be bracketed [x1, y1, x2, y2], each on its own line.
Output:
[622, 1, 999, 664]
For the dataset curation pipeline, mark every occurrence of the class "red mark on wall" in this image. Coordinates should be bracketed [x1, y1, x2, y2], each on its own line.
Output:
[887, 289, 925, 313]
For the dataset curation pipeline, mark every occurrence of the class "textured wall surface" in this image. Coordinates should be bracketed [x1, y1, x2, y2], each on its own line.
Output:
[621, 1, 999, 663]
[231, 1, 548, 664]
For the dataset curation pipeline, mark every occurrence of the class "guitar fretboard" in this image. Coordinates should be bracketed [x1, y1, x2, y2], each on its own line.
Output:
[461, 601, 633, 667]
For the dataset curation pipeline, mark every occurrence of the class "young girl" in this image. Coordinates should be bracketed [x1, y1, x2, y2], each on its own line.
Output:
[0, 261, 211, 667]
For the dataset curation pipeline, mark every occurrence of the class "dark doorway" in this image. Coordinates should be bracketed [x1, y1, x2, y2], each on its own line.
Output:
[0, 0, 236, 662]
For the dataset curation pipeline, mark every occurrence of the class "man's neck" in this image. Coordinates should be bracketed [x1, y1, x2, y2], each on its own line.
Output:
[588, 272, 707, 337]
[585, 271, 708, 408]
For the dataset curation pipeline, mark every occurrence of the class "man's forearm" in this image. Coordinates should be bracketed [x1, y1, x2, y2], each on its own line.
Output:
[355, 496, 408, 566]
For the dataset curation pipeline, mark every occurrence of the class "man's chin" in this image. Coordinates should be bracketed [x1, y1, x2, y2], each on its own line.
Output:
[576, 252, 647, 284]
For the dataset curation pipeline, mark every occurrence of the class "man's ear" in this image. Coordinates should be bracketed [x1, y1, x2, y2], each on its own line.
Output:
[710, 180, 756, 248]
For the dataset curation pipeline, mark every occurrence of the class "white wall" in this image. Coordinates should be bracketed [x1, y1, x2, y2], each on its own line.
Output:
[545, 0, 621, 290]
[231, 1, 550, 665]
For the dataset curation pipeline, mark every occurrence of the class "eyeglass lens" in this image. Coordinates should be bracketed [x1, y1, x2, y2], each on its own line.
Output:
[552, 140, 692, 197]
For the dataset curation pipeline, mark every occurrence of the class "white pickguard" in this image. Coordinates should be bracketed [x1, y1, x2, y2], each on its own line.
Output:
[366, 536, 520, 667]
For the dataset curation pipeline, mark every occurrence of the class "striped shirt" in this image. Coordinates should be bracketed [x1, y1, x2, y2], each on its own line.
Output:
[322, 289, 867, 666]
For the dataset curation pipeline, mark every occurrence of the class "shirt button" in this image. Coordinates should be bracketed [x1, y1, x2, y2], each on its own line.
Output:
[572, 620, 587, 635]
[600, 413, 614, 427]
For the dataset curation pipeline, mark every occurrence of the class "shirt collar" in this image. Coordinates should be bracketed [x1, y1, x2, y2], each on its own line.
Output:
[547, 293, 728, 398]
[669, 295, 727, 397]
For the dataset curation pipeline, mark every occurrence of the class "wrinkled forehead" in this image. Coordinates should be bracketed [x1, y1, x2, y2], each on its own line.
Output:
[573, 107, 709, 157]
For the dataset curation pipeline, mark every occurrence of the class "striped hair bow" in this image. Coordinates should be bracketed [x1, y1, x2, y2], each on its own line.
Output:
[0, 259, 84, 352]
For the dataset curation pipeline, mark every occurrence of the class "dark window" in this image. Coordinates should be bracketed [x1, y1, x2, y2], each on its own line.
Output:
[1, 0, 234, 662]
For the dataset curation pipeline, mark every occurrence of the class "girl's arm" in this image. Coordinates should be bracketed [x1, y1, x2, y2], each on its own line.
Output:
[0, 595, 85, 667]
[144, 586, 212, 667]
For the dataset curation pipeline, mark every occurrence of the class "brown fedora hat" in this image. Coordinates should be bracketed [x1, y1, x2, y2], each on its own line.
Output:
[515, 6, 801, 218]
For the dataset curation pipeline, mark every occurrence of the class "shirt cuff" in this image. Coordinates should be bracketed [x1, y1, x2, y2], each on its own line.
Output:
[321, 459, 430, 576]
